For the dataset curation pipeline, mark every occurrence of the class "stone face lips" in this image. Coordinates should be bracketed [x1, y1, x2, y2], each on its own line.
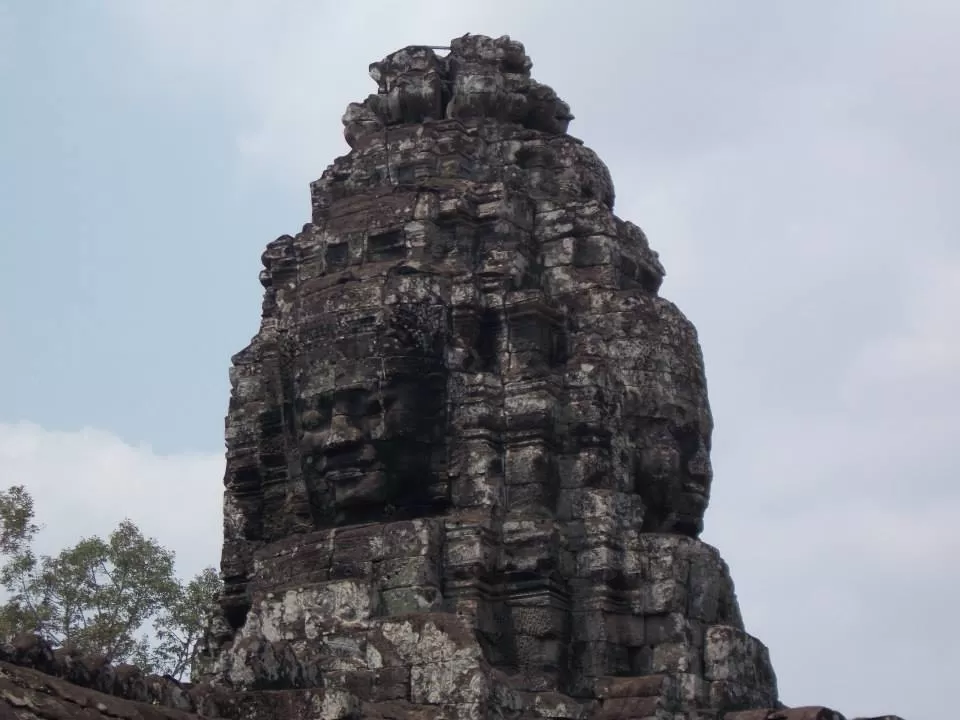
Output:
[189, 32, 904, 720]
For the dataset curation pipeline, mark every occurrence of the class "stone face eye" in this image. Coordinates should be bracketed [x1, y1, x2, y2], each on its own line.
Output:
[330, 388, 375, 419]
[672, 424, 704, 463]
[301, 410, 323, 430]
[638, 445, 681, 482]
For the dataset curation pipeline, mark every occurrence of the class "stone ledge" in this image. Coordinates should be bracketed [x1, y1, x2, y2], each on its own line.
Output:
[0, 633, 206, 712]
[724, 708, 846, 720]
[0, 661, 208, 720]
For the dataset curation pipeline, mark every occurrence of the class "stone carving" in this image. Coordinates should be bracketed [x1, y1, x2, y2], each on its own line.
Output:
[194, 33, 907, 720]
[296, 301, 451, 526]
[0, 32, 905, 720]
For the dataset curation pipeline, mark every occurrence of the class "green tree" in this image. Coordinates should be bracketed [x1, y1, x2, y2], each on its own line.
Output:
[0, 486, 222, 679]
[149, 566, 222, 680]
[0, 485, 44, 638]
[0, 519, 179, 664]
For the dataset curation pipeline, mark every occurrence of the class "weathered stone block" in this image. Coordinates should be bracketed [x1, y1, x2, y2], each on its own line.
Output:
[511, 606, 568, 639]
[410, 662, 489, 705]
[703, 626, 775, 692]
[645, 614, 703, 648]
[650, 641, 702, 676]
[725, 710, 848, 720]
[593, 695, 661, 720]
[640, 579, 690, 615]
[707, 679, 778, 715]
[376, 556, 440, 590]
[373, 614, 482, 668]
[591, 674, 671, 700]
[524, 691, 589, 719]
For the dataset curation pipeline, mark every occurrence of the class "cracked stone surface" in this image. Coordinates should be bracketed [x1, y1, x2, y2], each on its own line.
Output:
[0, 33, 906, 720]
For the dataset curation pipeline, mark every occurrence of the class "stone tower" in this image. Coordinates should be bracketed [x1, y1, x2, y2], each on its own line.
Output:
[195, 34, 901, 720]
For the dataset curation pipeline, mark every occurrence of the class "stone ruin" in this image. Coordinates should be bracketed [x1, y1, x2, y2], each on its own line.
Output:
[0, 34, 903, 720]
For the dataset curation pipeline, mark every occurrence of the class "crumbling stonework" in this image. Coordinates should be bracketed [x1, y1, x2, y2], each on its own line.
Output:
[0, 33, 906, 720]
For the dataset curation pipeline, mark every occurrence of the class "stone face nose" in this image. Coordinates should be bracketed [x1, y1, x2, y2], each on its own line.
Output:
[324, 414, 364, 450]
[687, 444, 711, 482]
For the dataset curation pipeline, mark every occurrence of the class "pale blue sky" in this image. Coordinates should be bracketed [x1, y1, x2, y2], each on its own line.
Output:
[2, 3, 958, 719]
[1, 1, 299, 452]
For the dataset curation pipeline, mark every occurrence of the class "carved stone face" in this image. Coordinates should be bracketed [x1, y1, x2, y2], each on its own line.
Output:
[635, 419, 712, 537]
[298, 304, 450, 527]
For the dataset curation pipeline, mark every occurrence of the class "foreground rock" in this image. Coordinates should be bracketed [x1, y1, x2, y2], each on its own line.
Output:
[0, 33, 904, 720]
[0, 661, 194, 720]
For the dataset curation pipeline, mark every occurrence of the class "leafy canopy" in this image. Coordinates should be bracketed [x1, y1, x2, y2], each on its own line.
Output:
[0, 485, 221, 680]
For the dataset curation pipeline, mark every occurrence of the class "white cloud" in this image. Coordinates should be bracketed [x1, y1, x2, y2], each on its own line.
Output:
[0, 422, 223, 581]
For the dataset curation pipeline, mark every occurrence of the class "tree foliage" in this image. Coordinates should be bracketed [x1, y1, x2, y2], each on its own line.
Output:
[150, 566, 223, 680]
[0, 485, 221, 679]
[0, 486, 39, 556]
